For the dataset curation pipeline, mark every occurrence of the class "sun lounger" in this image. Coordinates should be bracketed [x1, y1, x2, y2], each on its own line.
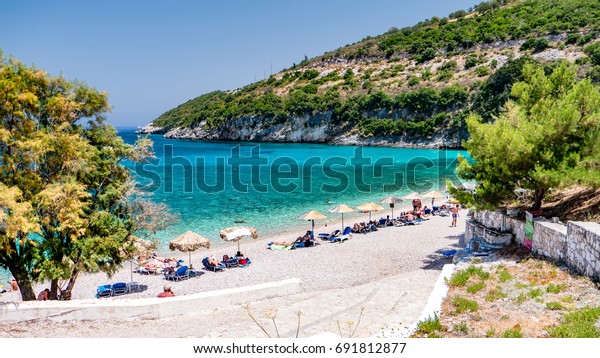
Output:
[165, 265, 190, 280]
[330, 227, 351, 243]
[111, 282, 128, 295]
[202, 257, 225, 272]
[96, 284, 113, 298]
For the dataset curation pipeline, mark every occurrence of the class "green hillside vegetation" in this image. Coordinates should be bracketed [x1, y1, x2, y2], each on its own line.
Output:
[151, 0, 600, 142]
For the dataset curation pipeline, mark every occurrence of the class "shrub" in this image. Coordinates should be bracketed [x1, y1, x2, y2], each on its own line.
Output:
[408, 75, 420, 87]
[546, 283, 566, 294]
[584, 42, 600, 66]
[501, 328, 523, 338]
[452, 296, 479, 313]
[548, 307, 600, 338]
[415, 314, 444, 335]
[475, 66, 490, 77]
[546, 302, 565, 311]
[467, 281, 485, 294]
[465, 54, 479, 69]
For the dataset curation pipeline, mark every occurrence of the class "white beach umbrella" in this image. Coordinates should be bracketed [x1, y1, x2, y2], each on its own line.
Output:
[328, 204, 354, 232]
[220, 226, 258, 253]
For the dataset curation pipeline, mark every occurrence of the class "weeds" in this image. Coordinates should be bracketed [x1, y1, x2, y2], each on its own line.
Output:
[528, 288, 544, 299]
[452, 296, 479, 313]
[414, 314, 444, 336]
[337, 307, 365, 338]
[485, 328, 496, 337]
[244, 305, 301, 338]
[546, 283, 566, 294]
[501, 328, 523, 338]
[548, 307, 600, 338]
[546, 302, 566, 311]
[485, 286, 507, 302]
[453, 322, 470, 335]
[466, 282, 485, 294]
[498, 269, 513, 283]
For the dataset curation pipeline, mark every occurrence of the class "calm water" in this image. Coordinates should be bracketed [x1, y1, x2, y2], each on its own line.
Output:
[119, 128, 468, 247]
[0, 128, 468, 283]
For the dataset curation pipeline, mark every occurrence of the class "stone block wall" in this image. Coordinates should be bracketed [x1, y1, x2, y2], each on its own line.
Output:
[532, 221, 568, 262]
[566, 222, 600, 281]
[467, 211, 600, 281]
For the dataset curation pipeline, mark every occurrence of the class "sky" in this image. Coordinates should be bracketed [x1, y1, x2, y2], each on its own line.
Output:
[1, 0, 475, 127]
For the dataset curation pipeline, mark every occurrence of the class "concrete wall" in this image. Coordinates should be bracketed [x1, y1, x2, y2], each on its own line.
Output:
[0, 278, 302, 323]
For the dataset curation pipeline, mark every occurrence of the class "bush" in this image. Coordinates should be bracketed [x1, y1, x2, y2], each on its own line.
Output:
[520, 38, 550, 53]
[475, 66, 490, 77]
[452, 296, 479, 313]
[465, 54, 479, 69]
[408, 75, 420, 87]
[584, 42, 600, 66]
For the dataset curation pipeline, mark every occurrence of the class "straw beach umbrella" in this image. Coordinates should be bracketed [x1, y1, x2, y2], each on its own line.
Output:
[328, 204, 354, 232]
[380, 195, 404, 219]
[356, 202, 384, 222]
[121, 236, 156, 283]
[423, 190, 446, 206]
[220, 226, 258, 253]
[297, 210, 327, 239]
[169, 231, 211, 269]
[401, 192, 422, 200]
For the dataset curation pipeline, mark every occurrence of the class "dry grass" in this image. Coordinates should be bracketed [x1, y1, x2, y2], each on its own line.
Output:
[413, 247, 600, 338]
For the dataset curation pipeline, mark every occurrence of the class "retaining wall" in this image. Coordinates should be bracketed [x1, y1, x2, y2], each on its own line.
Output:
[0, 278, 302, 323]
[466, 211, 600, 281]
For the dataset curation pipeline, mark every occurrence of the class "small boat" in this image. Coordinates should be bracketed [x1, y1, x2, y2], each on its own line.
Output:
[234, 219, 246, 223]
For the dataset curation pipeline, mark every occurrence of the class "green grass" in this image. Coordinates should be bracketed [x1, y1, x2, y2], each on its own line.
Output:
[415, 314, 444, 336]
[514, 282, 529, 289]
[453, 322, 470, 335]
[501, 328, 523, 338]
[546, 283, 566, 294]
[485, 328, 496, 338]
[498, 269, 513, 283]
[466, 282, 485, 294]
[548, 307, 600, 338]
[485, 286, 508, 302]
[560, 295, 574, 303]
[450, 265, 490, 287]
[528, 288, 544, 299]
[546, 302, 566, 311]
[515, 293, 528, 305]
[452, 296, 479, 314]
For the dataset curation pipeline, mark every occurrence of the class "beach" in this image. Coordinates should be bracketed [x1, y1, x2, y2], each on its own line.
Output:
[0, 208, 465, 338]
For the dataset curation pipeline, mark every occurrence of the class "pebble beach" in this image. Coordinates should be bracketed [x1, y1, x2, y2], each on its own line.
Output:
[0, 207, 465, 338]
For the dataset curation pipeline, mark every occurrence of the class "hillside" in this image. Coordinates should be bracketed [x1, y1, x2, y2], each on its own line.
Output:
[140, 0, 600, 148]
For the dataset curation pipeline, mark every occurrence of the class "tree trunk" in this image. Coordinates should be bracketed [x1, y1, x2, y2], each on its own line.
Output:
[11, 270, 36, 301]
[531, 188, 545, 211]
[60, 269, 80, 301]
[50, 280, 60, 300]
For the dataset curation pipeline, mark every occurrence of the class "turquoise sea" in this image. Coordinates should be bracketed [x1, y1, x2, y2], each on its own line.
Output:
[0, 128, 468, 284]
[118, 128, 468, 248]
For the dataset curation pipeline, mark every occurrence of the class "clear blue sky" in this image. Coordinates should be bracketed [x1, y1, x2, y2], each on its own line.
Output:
[1, 0, 475, 127]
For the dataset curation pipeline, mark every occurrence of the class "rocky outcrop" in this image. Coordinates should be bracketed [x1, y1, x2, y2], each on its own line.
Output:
[139, 114, 465, 148]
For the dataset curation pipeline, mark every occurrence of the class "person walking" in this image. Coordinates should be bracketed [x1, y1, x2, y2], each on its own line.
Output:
[451, 205, 459, 227]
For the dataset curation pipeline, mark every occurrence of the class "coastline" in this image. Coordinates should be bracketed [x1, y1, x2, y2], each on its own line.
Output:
[0, 206, 465, 338]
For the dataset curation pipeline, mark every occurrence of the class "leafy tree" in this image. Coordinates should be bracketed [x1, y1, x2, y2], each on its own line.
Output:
[454, 63, 600, 210]
[0, 56, 174, 300]
[583, 42, 600, 66]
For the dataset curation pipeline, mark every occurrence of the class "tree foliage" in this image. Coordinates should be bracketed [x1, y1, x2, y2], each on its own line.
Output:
[454, 62, 600, 210]
[0, 56, 175, 300]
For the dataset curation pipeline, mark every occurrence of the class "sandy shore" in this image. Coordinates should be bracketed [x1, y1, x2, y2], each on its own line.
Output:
[0, 207, 465, 338]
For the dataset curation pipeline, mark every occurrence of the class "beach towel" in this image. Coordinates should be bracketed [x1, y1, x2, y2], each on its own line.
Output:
[267, 244, 293, 251]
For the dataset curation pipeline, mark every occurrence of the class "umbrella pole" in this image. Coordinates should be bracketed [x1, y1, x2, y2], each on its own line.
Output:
[311, 220, 315, 240]
[238, 240, 241, 254]
[130, 261, 133, 283]
[188, 251, 192, 269]
[391, 206, 394, 220]
[341, 213, 344, 232]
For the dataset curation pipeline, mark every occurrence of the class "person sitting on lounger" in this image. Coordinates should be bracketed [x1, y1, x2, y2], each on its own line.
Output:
[208, 255, 222, 266]
[352, 223, 361, 233]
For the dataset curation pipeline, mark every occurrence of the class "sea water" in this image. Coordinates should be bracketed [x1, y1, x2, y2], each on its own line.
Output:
[0, 128, 468, 284]
[118, 128, 468, 247]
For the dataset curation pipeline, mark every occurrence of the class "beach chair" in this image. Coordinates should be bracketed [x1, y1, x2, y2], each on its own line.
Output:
[202, 257, 226, 272]
[330, 227, 351, 243]
[165, 265, 190, 281]
[111, 282, 128, 295]
[223, 255, 239, 268]
[237, 257, 251, 267]
[96, 284, 113, 298]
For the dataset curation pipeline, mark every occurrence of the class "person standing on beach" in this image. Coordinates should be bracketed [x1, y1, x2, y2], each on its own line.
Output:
[451, 205, 459, 227]
[412, 199, 419, 212]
